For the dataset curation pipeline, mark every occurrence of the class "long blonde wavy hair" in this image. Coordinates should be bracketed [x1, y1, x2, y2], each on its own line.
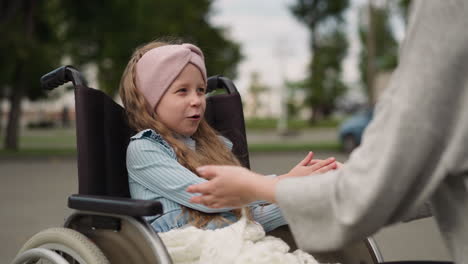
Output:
[119, 39, 248, 228]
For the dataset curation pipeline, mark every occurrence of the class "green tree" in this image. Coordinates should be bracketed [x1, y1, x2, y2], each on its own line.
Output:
[0, 0, 63, 150]
[246, 72, 268, 117]
[285, 80, 305, 120]
[290, 0, 349, 122]
[359, 4, 398, 103]
[290, 0, 349, 52]
[395, 0, 411, 24]
[60, 0, 242, 96]
[289, 29, 348, 121]
[1, 0, 242, 150]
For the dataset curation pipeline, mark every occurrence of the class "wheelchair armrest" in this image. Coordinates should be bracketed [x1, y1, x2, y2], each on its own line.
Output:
[68, 194, 163, 217]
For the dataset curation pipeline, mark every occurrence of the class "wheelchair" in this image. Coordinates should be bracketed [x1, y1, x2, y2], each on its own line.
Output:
[12, 65, 383, 264]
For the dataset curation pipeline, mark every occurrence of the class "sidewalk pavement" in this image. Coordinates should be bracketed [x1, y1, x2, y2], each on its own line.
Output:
[0, 152, 451, 263]
[246, 127, 338, 144]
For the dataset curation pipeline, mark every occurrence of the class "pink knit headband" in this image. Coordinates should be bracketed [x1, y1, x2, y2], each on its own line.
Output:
[135, 43, 207, 109]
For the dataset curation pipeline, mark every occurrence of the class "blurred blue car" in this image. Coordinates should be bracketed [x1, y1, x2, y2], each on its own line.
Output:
[338, 108, 373, 153]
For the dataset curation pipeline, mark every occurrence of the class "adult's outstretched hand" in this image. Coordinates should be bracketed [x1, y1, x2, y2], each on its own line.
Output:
[187, 166, 277, 208]
[187, 155, 343, 208]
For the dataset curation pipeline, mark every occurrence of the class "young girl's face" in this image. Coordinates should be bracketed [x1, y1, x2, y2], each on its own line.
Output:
[155, 63, 206, 137]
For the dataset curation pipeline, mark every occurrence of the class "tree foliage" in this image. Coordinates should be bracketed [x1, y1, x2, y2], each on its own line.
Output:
[290, 0, 349, 122]
[60, 0, 242, 95]
[0, 0, 64, 149]
[396, 0, 411, 24]
[290, 0, 349, 35]
[0, 1, 63, 100]
[0, 0, 241, 150]
[307, 29, 348, 119]
[246, 72, 268, 117]
[359, 5, 398, 97]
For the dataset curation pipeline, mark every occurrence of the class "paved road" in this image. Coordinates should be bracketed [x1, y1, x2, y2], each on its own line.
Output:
[0, 152, 451, 263]
[247, 127, 338, 144]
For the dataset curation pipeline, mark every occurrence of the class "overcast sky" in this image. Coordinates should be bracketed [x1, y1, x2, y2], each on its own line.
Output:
[23, 0, 406, 112]
[210, 0, 405, 101]
[211, 0, 311, 95]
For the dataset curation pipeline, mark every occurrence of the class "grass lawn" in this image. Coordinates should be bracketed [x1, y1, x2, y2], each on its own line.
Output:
[0, 127, 77, 157]
[0, 125, 341, 157]
[245, 118, 342, 130]
[248, 141, 340, 152]
[0, 147, 77, 157]
[19, 128, 76, 147]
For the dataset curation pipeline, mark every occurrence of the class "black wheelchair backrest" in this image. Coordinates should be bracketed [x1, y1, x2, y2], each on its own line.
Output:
[41, 66, 250, 198]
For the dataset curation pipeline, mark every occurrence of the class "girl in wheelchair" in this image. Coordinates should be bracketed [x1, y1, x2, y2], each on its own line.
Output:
[118, 39, 339, 234]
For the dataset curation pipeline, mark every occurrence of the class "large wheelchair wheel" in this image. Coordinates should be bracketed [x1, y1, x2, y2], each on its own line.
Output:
[14, 227, 109, 264]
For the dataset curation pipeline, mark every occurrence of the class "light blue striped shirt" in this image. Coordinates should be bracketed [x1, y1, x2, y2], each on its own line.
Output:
[127, 129, 286, 232]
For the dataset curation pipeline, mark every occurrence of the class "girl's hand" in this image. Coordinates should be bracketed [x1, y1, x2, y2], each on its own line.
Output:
[279, 152, 340, 180]
[187, 166, 277, 208]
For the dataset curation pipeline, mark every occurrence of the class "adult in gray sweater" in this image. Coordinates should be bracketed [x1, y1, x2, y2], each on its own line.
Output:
[188, 0, 468, 263]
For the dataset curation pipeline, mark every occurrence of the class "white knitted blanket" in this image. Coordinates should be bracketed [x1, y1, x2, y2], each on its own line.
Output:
[159, 215, 320, 264]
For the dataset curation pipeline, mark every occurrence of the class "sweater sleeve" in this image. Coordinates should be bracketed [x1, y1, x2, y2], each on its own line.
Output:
[127, 139, 233, 214]
[276, 0, 466, 252]
[276, 96, 445, 251]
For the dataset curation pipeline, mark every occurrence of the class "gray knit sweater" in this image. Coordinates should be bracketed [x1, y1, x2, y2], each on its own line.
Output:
[276, 1, 468, 263]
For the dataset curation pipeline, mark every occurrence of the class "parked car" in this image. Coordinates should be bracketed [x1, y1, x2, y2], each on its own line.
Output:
[338, 108, 373, 153]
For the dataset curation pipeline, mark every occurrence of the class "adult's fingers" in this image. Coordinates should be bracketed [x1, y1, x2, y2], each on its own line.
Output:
[189, 194, 217, 207]
[186, 181, 212, 194]
[210, 203, 222, 209]
[195, 165, 221, 180]
[189, 195, 203, 204]
[200, 195, 218, 207]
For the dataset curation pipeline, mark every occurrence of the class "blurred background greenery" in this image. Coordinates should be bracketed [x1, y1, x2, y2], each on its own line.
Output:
[0, 0, 410, 156]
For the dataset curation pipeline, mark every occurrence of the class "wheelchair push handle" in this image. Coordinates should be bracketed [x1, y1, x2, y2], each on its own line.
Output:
[40, 65, 86, 90]
[207, 75, 240, 94]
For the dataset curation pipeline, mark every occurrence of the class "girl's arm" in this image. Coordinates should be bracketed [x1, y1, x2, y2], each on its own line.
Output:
[187, 166, 276, 207]
[127, 139, 234, 213]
